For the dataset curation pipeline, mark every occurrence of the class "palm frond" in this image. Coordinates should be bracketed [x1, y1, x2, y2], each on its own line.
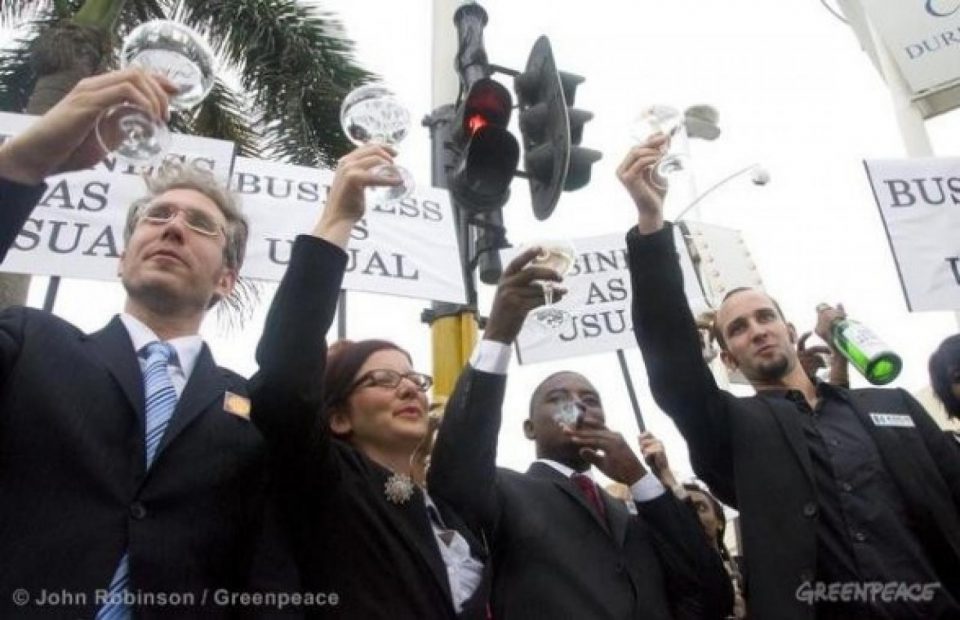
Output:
[178, 0, 375, 167]
[0, 1, 51, 28]
[0, 36, 39, 111]
[170, 78, 260, 158]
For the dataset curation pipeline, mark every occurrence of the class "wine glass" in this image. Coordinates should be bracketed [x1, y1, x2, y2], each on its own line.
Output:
[96, 20, 216, 166]
[631, 105, 688, 190]
[340, 84, 414, 204]
[525, 239, 577, 330]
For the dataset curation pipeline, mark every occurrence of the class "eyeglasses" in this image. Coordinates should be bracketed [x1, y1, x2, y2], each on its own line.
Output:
[350, 369, 433, 393]
[138, 202, 225, 237]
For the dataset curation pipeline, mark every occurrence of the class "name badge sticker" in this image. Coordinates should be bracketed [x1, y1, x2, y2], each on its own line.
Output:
[869, 413, 915, 428]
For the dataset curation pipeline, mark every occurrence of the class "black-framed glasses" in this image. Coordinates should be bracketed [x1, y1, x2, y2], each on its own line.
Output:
[350, 369, 433, 393]
[138, 202, 224, 237]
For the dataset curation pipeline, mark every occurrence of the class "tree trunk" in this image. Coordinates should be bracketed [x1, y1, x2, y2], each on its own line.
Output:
[0, 22, 112, 310]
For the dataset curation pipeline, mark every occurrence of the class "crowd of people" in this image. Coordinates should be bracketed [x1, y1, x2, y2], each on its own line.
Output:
[0, 69, 957, 620]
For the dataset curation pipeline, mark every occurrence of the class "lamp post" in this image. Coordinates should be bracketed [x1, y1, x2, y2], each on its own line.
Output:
[675, 163, 771, 222]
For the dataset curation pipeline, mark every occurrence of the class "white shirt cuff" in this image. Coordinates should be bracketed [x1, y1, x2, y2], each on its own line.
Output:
[630, 474, 667, 503]
[469, 339, 513, 375]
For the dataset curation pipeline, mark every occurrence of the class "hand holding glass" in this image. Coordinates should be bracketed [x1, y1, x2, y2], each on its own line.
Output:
[631, 105, 687, 190]
[340, 84, 414, 204]
[96, 20, 216, 165]
[525, 240, 576, 330]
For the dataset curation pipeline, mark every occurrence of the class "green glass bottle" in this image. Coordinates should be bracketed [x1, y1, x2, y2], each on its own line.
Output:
[820, 306, 902, 385]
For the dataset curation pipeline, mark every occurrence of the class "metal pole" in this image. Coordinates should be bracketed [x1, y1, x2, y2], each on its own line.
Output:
[425, 0, 481, 402]
[42, 276, 60, 313]
[616, 349, 645, 432]
[675, 164, 760, 222]
[337, 291, 347, 341]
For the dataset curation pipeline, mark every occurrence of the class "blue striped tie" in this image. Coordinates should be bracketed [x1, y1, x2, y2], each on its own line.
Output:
[96, 342, 178, 620]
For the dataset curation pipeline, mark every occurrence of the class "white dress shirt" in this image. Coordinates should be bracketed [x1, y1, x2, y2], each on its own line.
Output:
[423, 492, 484, 613]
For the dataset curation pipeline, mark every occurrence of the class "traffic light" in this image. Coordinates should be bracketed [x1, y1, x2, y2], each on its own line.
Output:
[449, 77, 520, 213]
[514, 36, 602, 220]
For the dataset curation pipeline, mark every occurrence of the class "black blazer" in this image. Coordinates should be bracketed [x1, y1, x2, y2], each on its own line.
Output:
[0, 310, 266, 619]
[627, 223, 960, 620]
[0, 176, 45, 263]
[429, 365, 733, 620]
[249, 235, 490, 620]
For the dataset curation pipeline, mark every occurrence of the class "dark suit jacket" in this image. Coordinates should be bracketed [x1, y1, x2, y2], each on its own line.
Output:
[627, 223, 960, 620]
[0, 176, 46, 263]
[249, 235, 490, 620]
[0, 310, 266, 619]
[429, 365, 733, 620]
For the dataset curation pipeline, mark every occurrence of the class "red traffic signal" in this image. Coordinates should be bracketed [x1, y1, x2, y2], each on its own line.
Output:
[449, 78, 520, 213]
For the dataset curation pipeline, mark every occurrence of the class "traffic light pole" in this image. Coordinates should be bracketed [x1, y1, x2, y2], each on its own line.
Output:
[424, 0, 480, 404]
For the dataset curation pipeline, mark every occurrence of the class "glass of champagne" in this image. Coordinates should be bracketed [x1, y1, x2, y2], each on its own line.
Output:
[630, 105, 688, 190]
[525, 239, 577, 330]
[96, 20, 216, 166]
[340, 84, 414, 204]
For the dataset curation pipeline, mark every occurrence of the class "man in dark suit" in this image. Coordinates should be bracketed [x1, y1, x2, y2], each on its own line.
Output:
[428, 249, 732, 620]
[618, 136, 960, 619]
[0, 70, 276, 619]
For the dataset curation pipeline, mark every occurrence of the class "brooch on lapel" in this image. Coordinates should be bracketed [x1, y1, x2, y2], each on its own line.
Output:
[384, 472, 415, 504]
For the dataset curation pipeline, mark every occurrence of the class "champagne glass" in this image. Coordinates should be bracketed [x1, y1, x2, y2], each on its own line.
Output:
[340, 84, 414, 204]
[96, 20, 216, 166]
[631, 105, 688, 190]
[525, 239, 577, 330]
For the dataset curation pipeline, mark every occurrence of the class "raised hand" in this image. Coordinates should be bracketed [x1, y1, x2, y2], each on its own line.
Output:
[616, 134, 669, 234]
[0, 68, 178, 185]
[483, 247, 565, 345]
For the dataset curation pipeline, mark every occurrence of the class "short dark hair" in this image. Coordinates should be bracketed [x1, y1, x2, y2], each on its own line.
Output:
[713, 287, 787, 351]
[929, 334, 960, 419]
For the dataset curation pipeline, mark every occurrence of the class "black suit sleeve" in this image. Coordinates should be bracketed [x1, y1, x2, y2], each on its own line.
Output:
[901, 388, 960, 508]
[0, 178, 45, 262]
[249, 235, 347, 485]
[627, 223, 737, 506]
[637, 492, 734, 620]
[428, 365, 505, 539]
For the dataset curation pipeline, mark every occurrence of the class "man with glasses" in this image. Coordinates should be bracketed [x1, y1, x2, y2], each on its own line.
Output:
[0, 68, 403, 618]
[0, 148, 264, 617]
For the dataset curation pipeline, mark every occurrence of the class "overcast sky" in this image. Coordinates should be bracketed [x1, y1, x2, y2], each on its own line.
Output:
[9, 0, 960, 486]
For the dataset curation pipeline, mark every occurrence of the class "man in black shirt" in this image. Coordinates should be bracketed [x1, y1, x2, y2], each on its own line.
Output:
[618, 135, 960, 620]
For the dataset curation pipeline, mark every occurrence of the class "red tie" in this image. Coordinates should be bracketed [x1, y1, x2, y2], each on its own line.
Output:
[571, 472, 607, 520]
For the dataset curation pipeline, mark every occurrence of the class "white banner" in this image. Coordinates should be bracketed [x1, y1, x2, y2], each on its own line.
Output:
[509, 229, 711, 365]
[0, 112, 236, 280]
[862, 0, 960, 97]
[233, 157, 466, 303]
[864, 157, 960, 312]
[0, 112, 466, 303]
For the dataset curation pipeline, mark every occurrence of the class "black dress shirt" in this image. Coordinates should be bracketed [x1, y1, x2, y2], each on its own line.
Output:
[761, 382, 959, 619]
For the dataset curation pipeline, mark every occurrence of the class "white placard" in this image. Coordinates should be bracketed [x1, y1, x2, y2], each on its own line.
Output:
[864, 157, 960, 312]
[0, 113, 467, 304]
[0, 112, 235, 280]
[510, 228, 710, 365]
[233, 157, 466, 303]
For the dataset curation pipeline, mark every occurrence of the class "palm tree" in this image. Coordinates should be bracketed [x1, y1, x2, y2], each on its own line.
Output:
[0, 0, 374, 309]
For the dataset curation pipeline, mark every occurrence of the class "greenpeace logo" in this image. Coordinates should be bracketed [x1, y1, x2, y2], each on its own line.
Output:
[796, 582, 941, 605]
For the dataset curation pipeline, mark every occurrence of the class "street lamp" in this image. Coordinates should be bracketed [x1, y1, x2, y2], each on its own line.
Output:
[675, 163, 770, 221]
